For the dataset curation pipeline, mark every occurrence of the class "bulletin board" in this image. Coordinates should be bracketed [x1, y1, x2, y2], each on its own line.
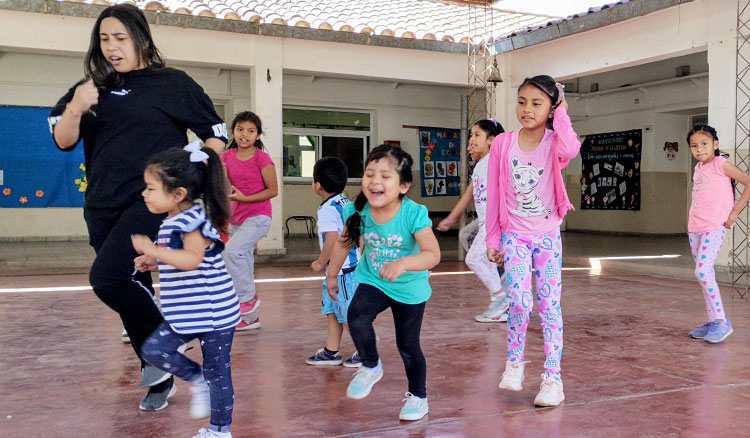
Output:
[419, 126, 461, 197]
[0, 105, 85, 208]
[580, 129, 641, 210]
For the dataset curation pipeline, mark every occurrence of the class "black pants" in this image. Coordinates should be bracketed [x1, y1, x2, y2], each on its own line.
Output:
[347, 283, 427, 398]
[84, 201, 165, 367]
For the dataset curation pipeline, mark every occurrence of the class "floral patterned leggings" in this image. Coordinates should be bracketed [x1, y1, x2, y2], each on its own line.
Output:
[502, 229, 563, 379]
[689, 228, 726, 321]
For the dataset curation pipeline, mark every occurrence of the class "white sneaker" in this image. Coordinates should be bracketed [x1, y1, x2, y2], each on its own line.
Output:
[399, 392, 428, 421]
[189, 380, 211, 419]
[192, 428, 232, 438]
[498, 360, 525, 391]
[475, 293, 509, 323]
[534, 374, 565, 407]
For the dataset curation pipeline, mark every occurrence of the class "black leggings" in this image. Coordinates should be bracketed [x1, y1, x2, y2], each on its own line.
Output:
[84, 201, 165, 367]
[347, 283, 427, 398]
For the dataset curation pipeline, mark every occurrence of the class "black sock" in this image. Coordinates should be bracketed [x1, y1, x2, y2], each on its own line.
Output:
[324, 347, 339, 356]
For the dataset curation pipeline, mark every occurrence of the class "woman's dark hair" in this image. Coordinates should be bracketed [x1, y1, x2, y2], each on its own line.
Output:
[85, 4, 165, 89]
[226, 111, 265, 151]
[473, 118, 505, 138]
[344, 144, 413, 246]
[519, 75, 559, 129]
[686, 124, 720, 156]
[145, 147, 230, 233]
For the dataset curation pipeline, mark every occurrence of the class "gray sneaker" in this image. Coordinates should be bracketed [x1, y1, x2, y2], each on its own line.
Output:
[139, 364, 171, 387]
[139, 377, 176, 411]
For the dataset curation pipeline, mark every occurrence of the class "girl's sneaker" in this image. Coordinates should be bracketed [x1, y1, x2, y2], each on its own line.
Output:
[189, 380, 211, 419]
[399, 392, 428, 421]
[705, 318, 733, 343]
[498, 360, 525, 391]
[192, 428, 232, 438]
[689, 321, 714, 339]
[346, 360, 383, 399]
[343, 351, 362, 368]
[306, 348, 343, 365]
[475, 294, 509, 323]
[236, 317, 260, 331]
[239, 296, 260, 315]
[534, 374, 565, 407]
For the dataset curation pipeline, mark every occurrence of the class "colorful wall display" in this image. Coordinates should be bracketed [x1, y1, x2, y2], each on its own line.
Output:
[419, 126, 461, 197]
[580, 129, 641, 210]
[0, 105, 85, 208]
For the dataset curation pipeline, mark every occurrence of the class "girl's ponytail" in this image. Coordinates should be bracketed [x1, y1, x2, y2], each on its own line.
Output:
[200, 147, 231, 233]
[344, 191, 368, 246]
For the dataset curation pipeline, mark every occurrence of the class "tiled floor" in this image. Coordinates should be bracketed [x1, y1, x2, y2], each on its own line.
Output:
[2, 261, 749, 437]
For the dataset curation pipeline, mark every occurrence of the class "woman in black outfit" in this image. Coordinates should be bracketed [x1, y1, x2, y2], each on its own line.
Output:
[49, 4, 227, 411]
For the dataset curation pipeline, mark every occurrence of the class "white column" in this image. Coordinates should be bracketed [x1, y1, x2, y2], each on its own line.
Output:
[707, 0, 738, 267]
[250, 37, 285, 254]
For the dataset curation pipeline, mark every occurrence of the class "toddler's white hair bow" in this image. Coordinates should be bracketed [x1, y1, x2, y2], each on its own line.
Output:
[184, 141, 209, 162]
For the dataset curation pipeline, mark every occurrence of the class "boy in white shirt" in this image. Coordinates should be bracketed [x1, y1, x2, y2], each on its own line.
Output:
[307, 157, 361, 367]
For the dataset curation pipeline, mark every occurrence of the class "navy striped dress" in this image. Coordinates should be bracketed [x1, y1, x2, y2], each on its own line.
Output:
[156, 204, 241, 334]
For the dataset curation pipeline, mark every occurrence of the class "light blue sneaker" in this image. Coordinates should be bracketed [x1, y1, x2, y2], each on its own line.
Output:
[399, 392, 428, 421]
[705, 318, 733, 343]
[346, 360, 383, 399]
[689, 321, 714, 339]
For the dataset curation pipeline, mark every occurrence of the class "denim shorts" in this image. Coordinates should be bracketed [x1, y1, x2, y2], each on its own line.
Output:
[321, 267, 358, 323]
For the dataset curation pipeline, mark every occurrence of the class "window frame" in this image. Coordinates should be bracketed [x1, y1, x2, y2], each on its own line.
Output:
[282, 106, 373, 182]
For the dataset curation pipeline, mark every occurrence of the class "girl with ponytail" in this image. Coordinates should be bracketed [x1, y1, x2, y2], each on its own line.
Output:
[326, 144, 440, 421]
[131, 143, 240, 438]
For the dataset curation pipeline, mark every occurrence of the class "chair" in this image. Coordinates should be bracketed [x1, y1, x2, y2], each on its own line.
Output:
[285, 216, 316, 238]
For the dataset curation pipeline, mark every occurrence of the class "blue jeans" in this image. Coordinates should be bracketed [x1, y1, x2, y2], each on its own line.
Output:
[141, 321, 235, 431]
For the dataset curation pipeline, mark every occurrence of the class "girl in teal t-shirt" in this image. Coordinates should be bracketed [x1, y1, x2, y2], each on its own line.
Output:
[326, 144, 440, 422]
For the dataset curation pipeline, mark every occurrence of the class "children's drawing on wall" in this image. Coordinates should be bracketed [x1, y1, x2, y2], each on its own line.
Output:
[435, 179, 446, 195]
[424, 162, 434, 177]
[664, 141, 678, 161]
[425, 179, 434, 195]
[435, 161, 446, 178]
[447, 161, 458, 177]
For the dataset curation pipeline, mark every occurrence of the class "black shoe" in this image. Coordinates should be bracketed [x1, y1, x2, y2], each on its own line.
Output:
[139, 377, 176, 411]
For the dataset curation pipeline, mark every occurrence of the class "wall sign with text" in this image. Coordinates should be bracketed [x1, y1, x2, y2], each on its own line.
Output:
[580, 129, 641, 210]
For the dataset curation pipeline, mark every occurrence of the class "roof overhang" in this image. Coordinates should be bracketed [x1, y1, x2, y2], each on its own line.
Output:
[491, 0, 695, 54]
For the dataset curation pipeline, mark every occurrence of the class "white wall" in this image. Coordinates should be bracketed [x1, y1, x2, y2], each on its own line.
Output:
[0, 51, 464, 239]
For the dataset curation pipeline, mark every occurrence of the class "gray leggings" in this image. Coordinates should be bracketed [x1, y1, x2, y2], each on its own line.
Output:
[223, 215, 271, 303]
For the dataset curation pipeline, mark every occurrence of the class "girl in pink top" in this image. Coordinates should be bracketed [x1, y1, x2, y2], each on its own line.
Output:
[485, 75, 580, 408]
[686, 125, 750, 344]
[220, 111, 278, 330]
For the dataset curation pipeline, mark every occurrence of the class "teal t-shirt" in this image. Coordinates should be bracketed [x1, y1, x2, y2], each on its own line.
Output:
[342, 197, 433, 304]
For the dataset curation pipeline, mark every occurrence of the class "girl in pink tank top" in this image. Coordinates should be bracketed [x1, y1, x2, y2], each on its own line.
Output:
[686, 124, 750, 344]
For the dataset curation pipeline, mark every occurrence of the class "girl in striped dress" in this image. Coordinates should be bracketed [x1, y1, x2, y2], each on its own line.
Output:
[132, 142, 240, 438]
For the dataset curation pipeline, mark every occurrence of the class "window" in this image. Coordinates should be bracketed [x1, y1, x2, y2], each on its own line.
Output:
[282, 107, 372, 180]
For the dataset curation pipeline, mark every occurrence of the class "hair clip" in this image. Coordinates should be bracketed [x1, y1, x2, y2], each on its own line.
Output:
[184, 141, 209, 162]
[489, 118, 498, 125]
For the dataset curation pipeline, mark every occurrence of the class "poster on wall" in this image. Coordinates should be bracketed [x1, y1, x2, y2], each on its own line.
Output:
[580, 129, 641, 210]
[419, 126, 460, 197]
[0, 105, 85, 208]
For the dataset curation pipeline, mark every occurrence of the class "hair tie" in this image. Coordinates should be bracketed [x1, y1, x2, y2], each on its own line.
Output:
[184, 141, 209, 162]
[489, 118, 498, 125]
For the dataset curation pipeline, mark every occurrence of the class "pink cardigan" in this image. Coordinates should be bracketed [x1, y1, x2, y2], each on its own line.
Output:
[485, 106, 581, 251]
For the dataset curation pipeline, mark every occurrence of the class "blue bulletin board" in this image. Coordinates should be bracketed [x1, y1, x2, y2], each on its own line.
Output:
[0, 105, 85, 208]
[419, 127, 461, 197]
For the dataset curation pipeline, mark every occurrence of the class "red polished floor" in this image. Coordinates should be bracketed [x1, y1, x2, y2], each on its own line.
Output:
[2, 262, 750, 437]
